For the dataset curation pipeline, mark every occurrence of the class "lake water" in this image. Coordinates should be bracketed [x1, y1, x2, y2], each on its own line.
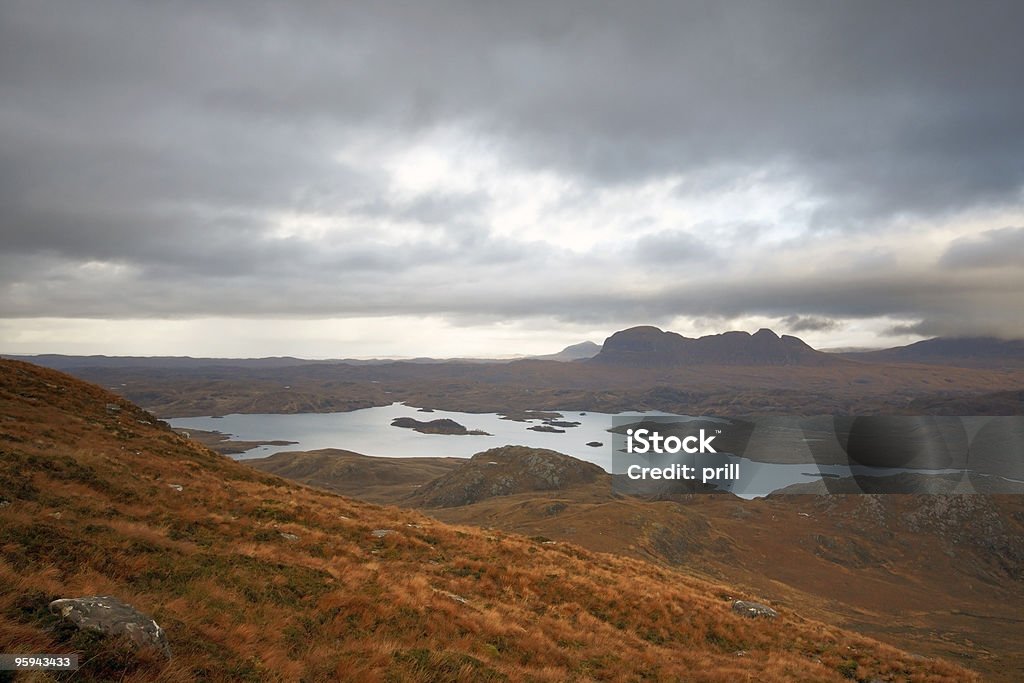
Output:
[168, 406, 1023, 498]
[168, 403, 658, 471]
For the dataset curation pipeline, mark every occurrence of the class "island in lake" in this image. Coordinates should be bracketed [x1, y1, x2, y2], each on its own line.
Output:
[390, 417, 492, 436]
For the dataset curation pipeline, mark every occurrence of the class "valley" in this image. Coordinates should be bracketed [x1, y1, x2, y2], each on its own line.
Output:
[0, 358, 987, 681]
[4, 328, 1024, 680]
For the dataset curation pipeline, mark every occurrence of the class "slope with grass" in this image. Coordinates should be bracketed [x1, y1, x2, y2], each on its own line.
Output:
[0, 358, 978, 681]
[252, 446, 1024, 681]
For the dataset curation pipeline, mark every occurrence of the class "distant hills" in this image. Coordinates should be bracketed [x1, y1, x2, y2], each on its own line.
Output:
[529, 340, 602, 361]
[842, 336, 1024, 368]
[7, 329, 1024, 373]
[4, 341, 603, 370]
[591, 326, 841, 367]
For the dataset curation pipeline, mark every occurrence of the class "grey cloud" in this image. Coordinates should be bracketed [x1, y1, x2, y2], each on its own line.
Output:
[779, 315, 841, 333]
[4, 241, 1023, 340]
[632, 230, 719, 265]
[5, 1, 1024, 224]
[940, 227, 1024, 269]
[2, 1, 1023, 341]
[885, 321, 933, 337]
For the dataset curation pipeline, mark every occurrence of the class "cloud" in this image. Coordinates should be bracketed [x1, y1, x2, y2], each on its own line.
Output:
[632, 230, 719, 265]
[779, 315, 841, 333]
[940, 226, 1024, 269]
[2, 1, 1024, 353]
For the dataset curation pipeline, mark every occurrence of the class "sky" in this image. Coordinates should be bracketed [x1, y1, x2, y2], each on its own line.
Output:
[2, 1, 1023, 358]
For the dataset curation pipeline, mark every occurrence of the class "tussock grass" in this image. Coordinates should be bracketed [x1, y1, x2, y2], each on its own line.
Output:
[0, 359, 977, 681]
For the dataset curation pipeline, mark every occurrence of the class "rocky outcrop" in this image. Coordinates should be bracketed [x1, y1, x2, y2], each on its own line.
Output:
[731, 600, 778, 619]
[49, 596, 172, 658]
[408, 446, 605, 508]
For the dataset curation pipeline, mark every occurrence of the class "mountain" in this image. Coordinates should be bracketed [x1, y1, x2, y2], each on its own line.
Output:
[530, 340, 602, 361]
[1, 358, 973, 681]
[591, 326, 841, 367]
[842, 336, 1024, 368]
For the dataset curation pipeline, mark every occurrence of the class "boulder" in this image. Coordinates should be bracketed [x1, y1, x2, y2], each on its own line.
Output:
[731, 600, 778, 619]
[49, 596, 171, 658]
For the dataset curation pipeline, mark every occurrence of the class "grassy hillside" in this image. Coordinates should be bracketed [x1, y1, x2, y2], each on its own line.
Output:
[0, 359, 976, 681]
[247, 447, 1024, 681]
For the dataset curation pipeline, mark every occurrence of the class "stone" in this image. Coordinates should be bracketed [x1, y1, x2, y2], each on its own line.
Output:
[731, 600, 778, 619]
[49, 596, 171, 658]
[371, 529, 394, 538]
[279, 532, 299, 541]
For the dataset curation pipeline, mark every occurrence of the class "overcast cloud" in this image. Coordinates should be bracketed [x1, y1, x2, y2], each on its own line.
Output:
[2, 1, 1023, 356]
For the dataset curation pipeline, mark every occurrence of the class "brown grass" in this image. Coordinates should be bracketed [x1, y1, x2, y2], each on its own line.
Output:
[0, 359, 980, 681]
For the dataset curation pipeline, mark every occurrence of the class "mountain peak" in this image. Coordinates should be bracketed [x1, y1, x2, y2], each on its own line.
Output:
[593, 326, 836, 367]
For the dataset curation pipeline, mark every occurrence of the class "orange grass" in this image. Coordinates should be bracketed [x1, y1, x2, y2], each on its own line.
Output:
[0, 359, 977, 682]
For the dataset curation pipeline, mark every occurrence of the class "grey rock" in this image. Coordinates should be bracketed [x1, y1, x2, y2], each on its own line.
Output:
[371, 529, 394, 538]
[731, 600, 778, 619]
[279, 532, 299, 541]
[49, 596, 171, 658]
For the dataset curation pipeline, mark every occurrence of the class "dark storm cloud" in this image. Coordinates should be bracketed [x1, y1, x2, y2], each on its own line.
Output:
[779, 316, 840, 333]
[1, 0, 1023, 338]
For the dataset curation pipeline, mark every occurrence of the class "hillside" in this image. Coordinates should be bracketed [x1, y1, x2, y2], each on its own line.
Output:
[842, 337, 1024, 368]
[0, 358, 978, 681]
[248, 449, 463, 504]
[405, 446, 604, 508]
[252, 446, 1024, 681]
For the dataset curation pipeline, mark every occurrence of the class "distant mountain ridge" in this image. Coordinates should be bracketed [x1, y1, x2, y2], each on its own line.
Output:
[530, 340, 602, 361]
[842, 337, 1024, 367]
[591, 326, 841, 367]
[9, 331, 1024, 373]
